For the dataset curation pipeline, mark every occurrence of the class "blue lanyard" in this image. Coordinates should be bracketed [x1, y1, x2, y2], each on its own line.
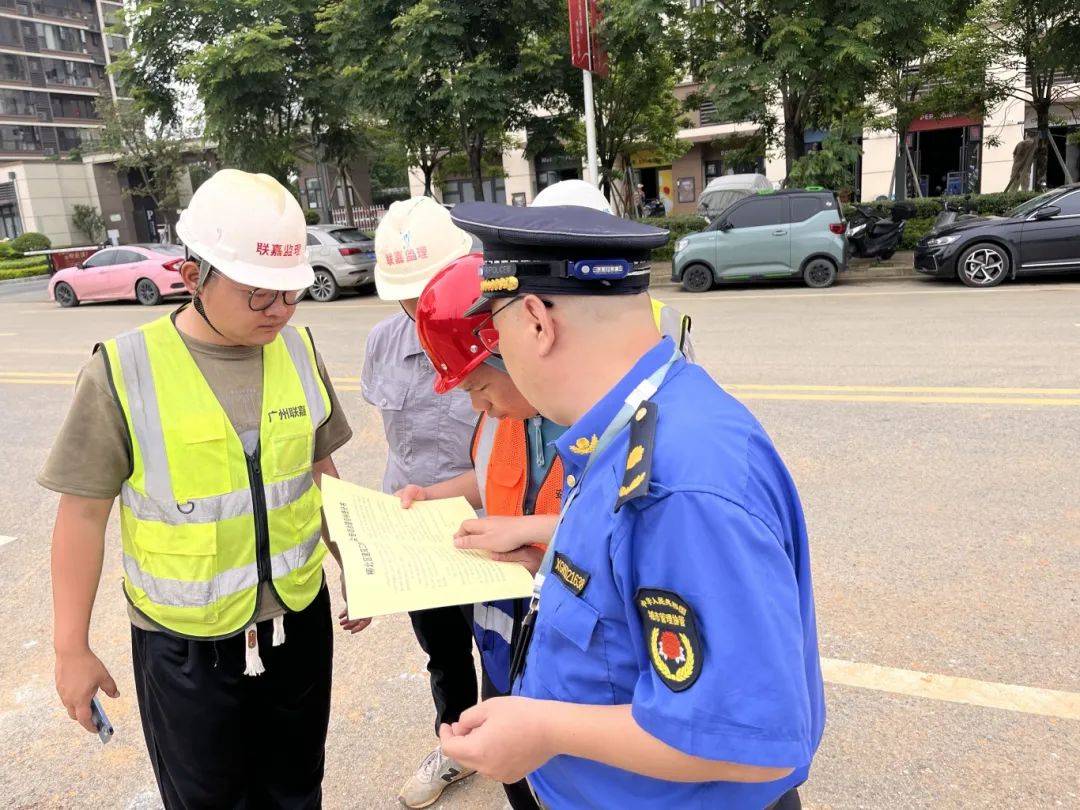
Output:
[509, 347, 680, 686]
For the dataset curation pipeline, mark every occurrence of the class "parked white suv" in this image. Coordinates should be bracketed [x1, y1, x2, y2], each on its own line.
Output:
[305, 225, 376, 302]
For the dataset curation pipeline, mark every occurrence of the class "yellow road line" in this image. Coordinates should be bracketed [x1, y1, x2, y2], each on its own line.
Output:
[4, 374, 1080, 407]
[821, 658, 1080, 721]
[726, 383, 1080, 396]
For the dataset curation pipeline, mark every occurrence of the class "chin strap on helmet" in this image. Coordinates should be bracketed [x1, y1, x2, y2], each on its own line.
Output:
[187, 250, 227, 338]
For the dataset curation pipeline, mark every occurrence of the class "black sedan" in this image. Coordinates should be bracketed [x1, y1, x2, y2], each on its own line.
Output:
[914, 184, 1080, 287]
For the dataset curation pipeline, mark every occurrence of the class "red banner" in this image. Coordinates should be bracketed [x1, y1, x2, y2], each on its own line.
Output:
[568, 0, 608, 77]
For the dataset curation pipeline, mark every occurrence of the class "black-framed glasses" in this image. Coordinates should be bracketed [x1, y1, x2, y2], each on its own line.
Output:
[207, 269, 307, 311]
[473, 296, 552, 356]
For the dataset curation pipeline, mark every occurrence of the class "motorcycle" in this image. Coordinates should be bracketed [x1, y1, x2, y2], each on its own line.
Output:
[846, 202, 915, 260]
[640, 197, 667, 218]
[933, 195, 979, 231]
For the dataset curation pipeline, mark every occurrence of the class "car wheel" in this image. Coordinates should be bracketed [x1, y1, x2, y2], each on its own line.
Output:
[680, 263, 714, 293]
[803, 257, 838, 288]
[135, 278, 162, 306]
[310, 269, 340, 302]
[958, 243, 1009, 288]
[879, 249, 896, 261]
[54, 282, 79, 308]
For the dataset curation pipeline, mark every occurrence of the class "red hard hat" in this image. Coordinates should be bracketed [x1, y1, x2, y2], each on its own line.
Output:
[416, 253, 490, 394]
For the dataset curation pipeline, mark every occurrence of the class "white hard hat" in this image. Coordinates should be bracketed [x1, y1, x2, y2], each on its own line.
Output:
[175, 169, 314, 291]
[374, 197, 473, 301]
[532, 179, 612, 214]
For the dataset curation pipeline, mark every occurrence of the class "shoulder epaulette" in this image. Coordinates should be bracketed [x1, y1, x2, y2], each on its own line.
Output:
[615, 400, 658, 511]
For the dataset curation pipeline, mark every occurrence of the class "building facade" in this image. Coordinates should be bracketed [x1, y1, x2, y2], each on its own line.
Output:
[411, 75, 1080, 216]
[0, 0, 137, 244]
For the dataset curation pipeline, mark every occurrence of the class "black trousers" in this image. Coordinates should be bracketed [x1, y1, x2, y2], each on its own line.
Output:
[132, 586, 333, 810]
[408, 604, 478, 732]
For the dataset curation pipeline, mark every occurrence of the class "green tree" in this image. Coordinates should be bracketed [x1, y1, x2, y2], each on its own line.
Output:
[967, 0, 1080, 188]
[93, 97, 187, 227]
[72, 204, 106, 244]
[115, 0, 324, 183]
[320, 0, 461, 197]
[690, 0, 876, 179]
[325, 0, 563, 200]
[866, 0, 1004, 199]
[575, 0, 691, 209]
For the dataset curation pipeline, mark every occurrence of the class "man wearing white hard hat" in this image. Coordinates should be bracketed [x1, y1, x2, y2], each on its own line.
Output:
[43, 168, 358, 808]
[360, 196, 482, 808]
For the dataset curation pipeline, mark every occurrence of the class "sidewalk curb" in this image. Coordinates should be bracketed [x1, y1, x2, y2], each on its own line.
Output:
[0, 273, 48, 288]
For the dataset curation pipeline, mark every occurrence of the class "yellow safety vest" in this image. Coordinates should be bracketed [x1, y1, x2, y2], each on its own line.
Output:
[651, 297, 695, 362]
[100, 315, 331, 639]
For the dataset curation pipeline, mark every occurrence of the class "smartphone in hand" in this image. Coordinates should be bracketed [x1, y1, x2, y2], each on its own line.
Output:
[90, 696, 113, 744]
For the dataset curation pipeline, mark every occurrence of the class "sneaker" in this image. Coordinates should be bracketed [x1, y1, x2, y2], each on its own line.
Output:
[398, 746, 476, 808]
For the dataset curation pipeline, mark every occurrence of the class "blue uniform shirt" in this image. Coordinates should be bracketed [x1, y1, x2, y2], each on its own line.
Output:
[515, 337, 825, 809]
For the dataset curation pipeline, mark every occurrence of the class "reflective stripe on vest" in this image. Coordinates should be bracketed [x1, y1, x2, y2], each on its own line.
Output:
[102, 315, 331, 639]
[469, 415, 562, 693]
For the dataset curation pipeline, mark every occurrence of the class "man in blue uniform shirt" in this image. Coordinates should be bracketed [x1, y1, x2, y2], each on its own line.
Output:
[438, 202, 825, 809]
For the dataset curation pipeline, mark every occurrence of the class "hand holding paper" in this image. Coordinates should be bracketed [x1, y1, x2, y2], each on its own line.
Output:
[321, 476, 534, 619]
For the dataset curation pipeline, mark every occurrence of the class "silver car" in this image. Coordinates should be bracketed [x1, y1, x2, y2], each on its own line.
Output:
[305, 225, 377, 302]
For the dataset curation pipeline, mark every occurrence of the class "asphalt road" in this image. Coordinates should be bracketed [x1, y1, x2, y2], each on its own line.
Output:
[1, 274, 1078, 809]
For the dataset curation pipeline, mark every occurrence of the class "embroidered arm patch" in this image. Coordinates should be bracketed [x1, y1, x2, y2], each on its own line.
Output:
[636, 588, 702, 692]
[615, 400, 657, 511]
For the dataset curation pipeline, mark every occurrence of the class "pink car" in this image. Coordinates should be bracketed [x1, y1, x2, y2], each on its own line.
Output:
[49, 243, 188, 308]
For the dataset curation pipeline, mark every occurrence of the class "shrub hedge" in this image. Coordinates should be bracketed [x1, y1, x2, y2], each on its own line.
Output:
[10, 231, 51, 255]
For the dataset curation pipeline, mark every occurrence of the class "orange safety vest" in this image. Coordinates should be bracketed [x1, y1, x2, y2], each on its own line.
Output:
[470, 414, 563, 518]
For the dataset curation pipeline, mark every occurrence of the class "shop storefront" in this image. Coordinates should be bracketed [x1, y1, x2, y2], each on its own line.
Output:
[906, 115, 983, 197]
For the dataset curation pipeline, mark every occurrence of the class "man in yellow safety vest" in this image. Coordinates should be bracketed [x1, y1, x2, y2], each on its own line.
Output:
[42, 169, 360, 809]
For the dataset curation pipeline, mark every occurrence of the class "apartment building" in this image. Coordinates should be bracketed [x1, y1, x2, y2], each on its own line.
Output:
[0, 0, 175, 245]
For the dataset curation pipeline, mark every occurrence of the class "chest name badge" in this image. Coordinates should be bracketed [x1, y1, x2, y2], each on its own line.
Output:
[552, 552, 590, 596]
[636, 588, 702, 692]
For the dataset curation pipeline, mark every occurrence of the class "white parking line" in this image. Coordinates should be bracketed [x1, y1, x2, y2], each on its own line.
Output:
[678, 285, 1080, 303]
[0, 535, 15, 548]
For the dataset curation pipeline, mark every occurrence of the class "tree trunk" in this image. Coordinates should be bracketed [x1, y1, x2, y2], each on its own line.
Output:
[782, 93, 806, 179]
[894, 127, 909, 201]
[422, 164, 435, 197]
[1033, 102, 1050, 190]
[339, 166, 356, 227]
[468, 148, 485, 202]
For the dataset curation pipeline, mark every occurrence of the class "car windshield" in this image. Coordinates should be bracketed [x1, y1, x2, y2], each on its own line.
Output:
[328, 228, 373, 244]
[1007, 189, 1064, 218]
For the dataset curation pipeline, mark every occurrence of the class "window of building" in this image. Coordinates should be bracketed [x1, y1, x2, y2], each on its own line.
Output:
[304, 176, 323, 209]
[0, 17, 22, 47]
[441, 177, 506, 205]
[0, 54, 27, 83]
[0, 202, 21, 240]
[0, 89, 36, 117]
[43, 58, 102, 88]
[0, 125, 41, 152]
[726, 197, 787, 229]
[51, 94, 97, 119]
[55, 126, 83, 151]
[35, 22, 81, 53]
